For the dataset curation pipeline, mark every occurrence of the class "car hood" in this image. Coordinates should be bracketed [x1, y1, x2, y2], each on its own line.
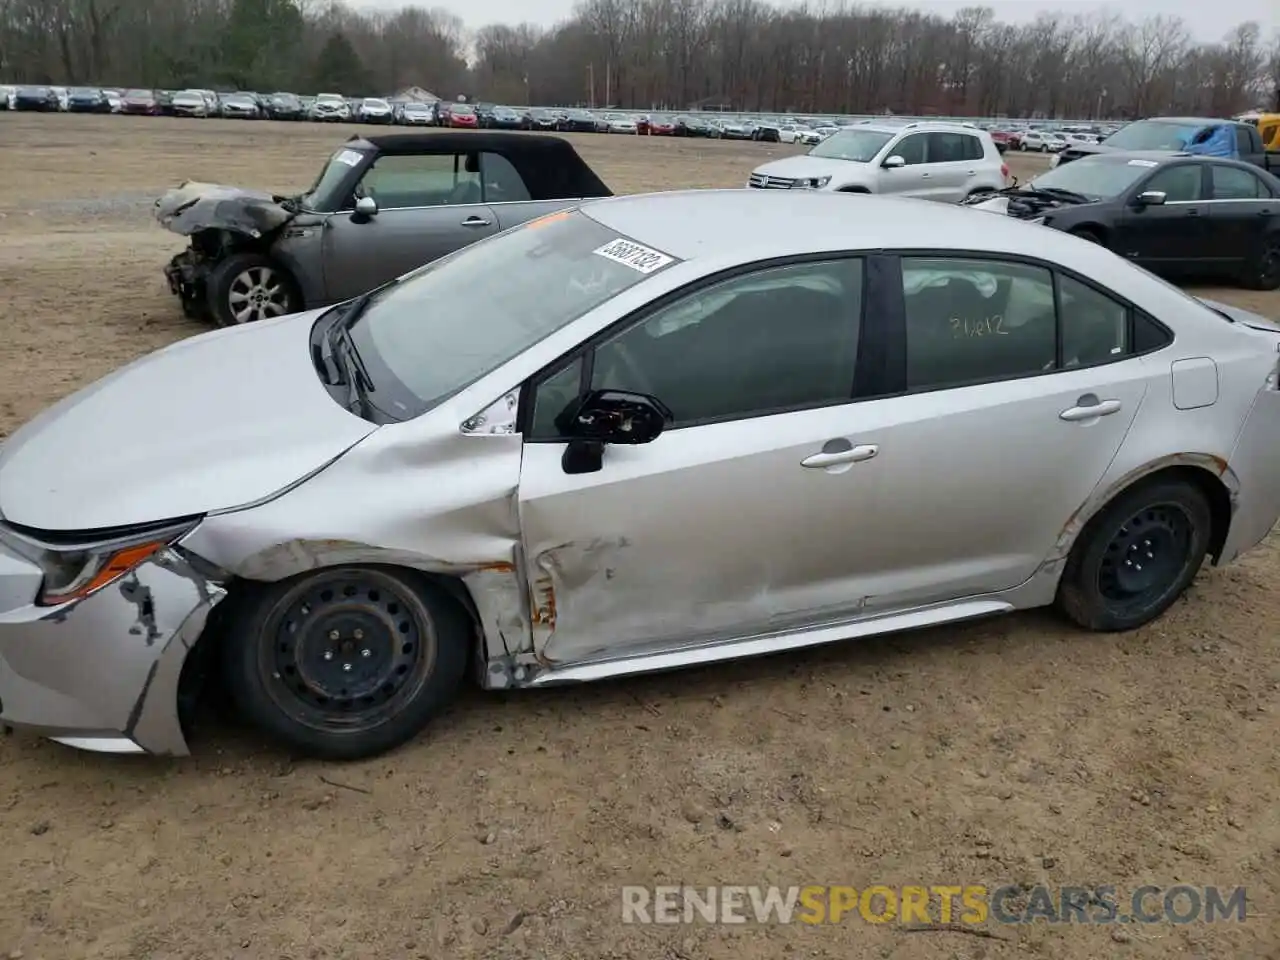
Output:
[0, 310, 377, 532]
[963, 189, 1098, 219]
[154, 180, 295, 238]
[753, 156, 872, 182]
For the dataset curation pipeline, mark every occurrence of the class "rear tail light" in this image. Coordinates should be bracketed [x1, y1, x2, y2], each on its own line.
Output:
[1000, 163, 1010, 180]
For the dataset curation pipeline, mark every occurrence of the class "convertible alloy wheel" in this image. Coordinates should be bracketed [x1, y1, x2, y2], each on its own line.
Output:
[227, 265, 293, 324]
[222, 567, 471, 759]
[1056, 479, 1210, 632]
[207, 252, 300, 327]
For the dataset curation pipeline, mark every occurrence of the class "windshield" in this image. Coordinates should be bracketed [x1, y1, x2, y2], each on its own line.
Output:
[808, 129, 894, 161]
[126, 89, 151, 98]
[300, 147, 368, 210]
[1103, 120, 1206, 151]
[404, 103, 429, 112]
[1028, 158, 1152, 199]
[346, 210, 678, 418]
[317, 94, 344, 102]
[451, 103, 474, 114]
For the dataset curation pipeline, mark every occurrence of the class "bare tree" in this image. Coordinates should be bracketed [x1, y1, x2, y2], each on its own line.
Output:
[0, 0, 1269, 117]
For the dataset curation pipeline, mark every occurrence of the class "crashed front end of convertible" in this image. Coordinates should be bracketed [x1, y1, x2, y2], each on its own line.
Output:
[154, 180, 296, 321]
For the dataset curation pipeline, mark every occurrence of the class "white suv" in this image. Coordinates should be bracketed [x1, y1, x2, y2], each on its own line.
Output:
[748, 120, 1009, 202]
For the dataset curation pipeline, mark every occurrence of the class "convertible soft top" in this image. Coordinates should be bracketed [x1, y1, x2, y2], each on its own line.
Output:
[352, 132, 613, 201]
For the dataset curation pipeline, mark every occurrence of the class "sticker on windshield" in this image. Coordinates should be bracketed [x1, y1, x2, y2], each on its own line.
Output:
[334, 149, 363, 167]
[593, 238, 675, 274]
[1127, 159, 1159, 167]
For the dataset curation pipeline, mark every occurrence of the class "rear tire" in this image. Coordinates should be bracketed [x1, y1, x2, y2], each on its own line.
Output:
[221, 566, 472, 760]
[1240, 235, 1280, 291]
[1055, 479, 1211, 632]
[207, 252, 300, 327]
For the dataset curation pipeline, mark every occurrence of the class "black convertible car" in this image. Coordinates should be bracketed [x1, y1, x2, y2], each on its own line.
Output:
[965, 151, 1280, 290]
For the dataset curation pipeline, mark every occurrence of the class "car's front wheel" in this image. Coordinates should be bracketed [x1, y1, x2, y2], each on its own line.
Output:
[222, 567, 472, 760]
[1056, 478, 1211, 632]
[207, 252, 301, 326]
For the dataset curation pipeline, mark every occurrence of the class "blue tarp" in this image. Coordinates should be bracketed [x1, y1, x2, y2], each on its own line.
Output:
[1182, 124, 1236, 159]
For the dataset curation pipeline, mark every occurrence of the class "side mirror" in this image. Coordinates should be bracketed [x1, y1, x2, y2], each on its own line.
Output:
[1134, 190, 1166, 207]
[882, 155, 906, 169]
[557, 389, 674, 475]
[353, 195, 378, 219]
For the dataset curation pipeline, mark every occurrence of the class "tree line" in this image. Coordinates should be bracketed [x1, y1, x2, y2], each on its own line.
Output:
[2, 0, 1279, 119]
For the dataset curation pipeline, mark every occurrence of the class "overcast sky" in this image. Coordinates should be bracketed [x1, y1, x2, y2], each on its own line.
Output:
[354, 0, 1279, 42]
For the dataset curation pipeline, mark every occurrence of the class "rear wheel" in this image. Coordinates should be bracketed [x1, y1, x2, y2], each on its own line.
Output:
[1241, 235, 1280, 291]
[1056, 479, 1211, 632]
[222, 567, 472, 760]
[207, 253, 300, 326]
[1070, 227, 1104, 246]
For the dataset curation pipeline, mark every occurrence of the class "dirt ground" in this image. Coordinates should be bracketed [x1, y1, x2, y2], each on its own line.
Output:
[0, 115, 1277, 960]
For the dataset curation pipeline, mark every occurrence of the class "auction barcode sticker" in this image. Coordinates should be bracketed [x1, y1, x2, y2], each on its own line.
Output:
[593, 238, 675, 274]
[334, 149, 364, 167]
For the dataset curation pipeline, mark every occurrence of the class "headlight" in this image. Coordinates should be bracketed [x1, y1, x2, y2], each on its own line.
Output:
[791, 176, 832, 189]
[0, 519, 199, 606]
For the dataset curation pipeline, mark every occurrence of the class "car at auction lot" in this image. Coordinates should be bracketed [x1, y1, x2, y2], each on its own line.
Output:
[396, 101, 435, 125]
[66, 87, 111, 113]
[749, 121, 1008, 201]
[12, 86, 60, 111]
[558, 109, 599, 133]
[486, 105, 525, 130]
[218, 92, 261, 119]
[4, 190, 1280, 761]
[171, 89, 211, 118]
[265, 92, 305, 120]
[356, 97, 395, 124]
[1053, 117, 1277, 173]
[121, 89, 159, 115]
[441, 102, 479, 128]
[309, 92, 351, 122]
[154, 132, 612, 326]
[965, 152, 1280, 290]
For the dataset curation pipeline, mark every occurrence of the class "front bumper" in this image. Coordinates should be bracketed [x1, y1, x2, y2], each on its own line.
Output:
[0, 541, 225, 756]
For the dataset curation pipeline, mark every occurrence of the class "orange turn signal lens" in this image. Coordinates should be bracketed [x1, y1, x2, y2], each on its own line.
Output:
[38, 540, 168, 606]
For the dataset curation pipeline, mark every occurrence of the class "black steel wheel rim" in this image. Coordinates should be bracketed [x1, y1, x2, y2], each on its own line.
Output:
[261, 572, 435, 733]
[1096, 502, 1194, 608]
[1260, 241, 1280, 285]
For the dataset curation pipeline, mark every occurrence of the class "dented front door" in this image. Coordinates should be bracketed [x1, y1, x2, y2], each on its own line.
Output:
[516, 404, 890, 667]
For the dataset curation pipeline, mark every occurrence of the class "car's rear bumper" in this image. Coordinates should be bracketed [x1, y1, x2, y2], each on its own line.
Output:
[0, 540, 225, 756]
[1221, 387, 1280, 563]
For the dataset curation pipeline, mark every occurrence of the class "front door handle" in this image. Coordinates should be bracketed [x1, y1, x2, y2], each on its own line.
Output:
[461, 216, 491, 227]
[1060, 399, 1122, 421]
[801, 444, 879, 468]
[1185, 209, 1200, 217]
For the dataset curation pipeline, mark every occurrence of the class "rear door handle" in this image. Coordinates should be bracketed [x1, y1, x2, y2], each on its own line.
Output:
[801, 444, 878, 468]
[461, 216, 491, 227]
[920, 173, 931, 178]
[966, 169, 977, 175]
[1060, 399, 1122, 421]
[1185, 209, 1200, 217]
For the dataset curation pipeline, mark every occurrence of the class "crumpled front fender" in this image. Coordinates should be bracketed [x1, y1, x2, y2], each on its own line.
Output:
[154, 180, 294, 238]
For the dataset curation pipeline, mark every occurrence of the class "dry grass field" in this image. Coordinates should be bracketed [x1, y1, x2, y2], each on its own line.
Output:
[0, 114, 1277, 960]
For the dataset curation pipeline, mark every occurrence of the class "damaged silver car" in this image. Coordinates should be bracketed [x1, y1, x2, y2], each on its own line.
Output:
[4, 191, 1280, 761]
[155, 132, 611, 327]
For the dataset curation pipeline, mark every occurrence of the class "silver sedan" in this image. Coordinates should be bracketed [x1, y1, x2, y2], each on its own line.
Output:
[2, 191, 1279, 761]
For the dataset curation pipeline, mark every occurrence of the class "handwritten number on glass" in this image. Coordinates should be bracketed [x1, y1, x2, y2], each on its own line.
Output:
[951, 315, 1008, 338]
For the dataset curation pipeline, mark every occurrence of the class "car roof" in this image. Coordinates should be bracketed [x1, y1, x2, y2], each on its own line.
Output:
[1080, 150, 1263, 170]
[1145, 116, 1241, 126]
[582, 189, 1090, 262]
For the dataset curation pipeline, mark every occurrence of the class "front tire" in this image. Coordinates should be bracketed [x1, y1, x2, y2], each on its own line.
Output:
[1056, 478, 1211, 632]
[222, 567, 472, 760]
[207, 252, 300, 326]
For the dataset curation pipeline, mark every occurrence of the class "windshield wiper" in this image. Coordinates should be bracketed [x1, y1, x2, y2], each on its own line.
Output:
[1023, 185, 1093, 203]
